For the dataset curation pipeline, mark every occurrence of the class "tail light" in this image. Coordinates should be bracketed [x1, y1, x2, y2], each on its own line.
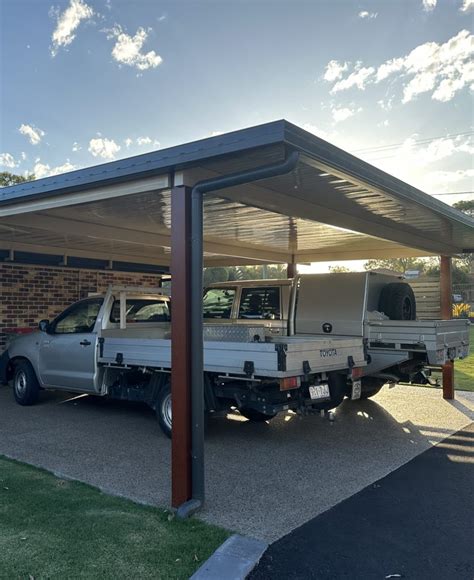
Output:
[351, 367, 364, 380]
[279, 376, 301, 391]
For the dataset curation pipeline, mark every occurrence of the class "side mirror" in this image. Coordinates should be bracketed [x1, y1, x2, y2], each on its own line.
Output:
[38, 319, 50, 332]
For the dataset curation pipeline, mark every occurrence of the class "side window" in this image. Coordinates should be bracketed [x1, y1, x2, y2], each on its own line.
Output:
[238, 287, 281, 320]
[53, 299, 103, 334]
[110, 299, 170, 323]
[203, 288, 235, 319]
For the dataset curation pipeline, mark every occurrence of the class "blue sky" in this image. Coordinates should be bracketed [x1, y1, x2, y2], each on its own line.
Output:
[1, 0, 473, 206]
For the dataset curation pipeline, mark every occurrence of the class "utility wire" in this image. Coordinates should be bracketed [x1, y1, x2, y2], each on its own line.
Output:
[352, 130, 473, 154]
[431, 191, 474, 196]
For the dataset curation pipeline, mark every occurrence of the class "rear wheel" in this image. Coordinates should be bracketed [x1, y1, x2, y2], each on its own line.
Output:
[13, 360, 40, 406]
[239, 408, 277, 422]
[359, 377, 386, 400]
[156, 384, 172, 438]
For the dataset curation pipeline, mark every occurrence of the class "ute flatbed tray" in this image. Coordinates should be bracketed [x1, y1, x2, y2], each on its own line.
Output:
[98, 332, 366, 378]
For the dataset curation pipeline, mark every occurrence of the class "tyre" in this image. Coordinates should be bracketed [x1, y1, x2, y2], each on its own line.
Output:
[13, 360, 40, 406]
[239, 408, 277, 422]
[379, 282, 416, 321]
[311, 372, 347, 411]
[359, 377, 385, 400]
[156, 383, 172, 438]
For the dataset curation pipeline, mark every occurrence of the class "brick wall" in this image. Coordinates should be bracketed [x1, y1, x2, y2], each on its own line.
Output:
[0, 263, 161, 352]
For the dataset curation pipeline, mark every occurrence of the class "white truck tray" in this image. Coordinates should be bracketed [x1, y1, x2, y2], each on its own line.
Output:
[98, 334, 366, 378]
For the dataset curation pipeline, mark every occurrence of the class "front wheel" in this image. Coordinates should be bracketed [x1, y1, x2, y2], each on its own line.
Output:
[156, 384, 172, 438]
[13, 360, 40, 406]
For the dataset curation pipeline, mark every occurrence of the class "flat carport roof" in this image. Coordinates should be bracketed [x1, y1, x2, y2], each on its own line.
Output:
[1, 120, 473, 266]
[1, 119, 474, 515]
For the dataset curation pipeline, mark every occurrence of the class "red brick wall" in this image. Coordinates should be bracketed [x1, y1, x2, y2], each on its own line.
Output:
[0, 263, 161, 351]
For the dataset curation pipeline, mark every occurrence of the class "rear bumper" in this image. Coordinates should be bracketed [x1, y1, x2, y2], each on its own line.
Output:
[0, 350, 10, 385]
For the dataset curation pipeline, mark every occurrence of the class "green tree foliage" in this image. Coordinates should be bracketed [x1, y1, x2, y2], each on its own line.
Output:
[364, 257, 428, 274]
[452, 200, 474, 272]
[452, 199, 474, 217]
[328, 265, 350, 273]
[0, 172, 35, 187]
[203, 264, 288, 285]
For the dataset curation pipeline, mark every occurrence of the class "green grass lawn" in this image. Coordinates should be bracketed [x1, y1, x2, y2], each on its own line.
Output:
[0, 456, 230, 579]
[453, 325, 474, 391]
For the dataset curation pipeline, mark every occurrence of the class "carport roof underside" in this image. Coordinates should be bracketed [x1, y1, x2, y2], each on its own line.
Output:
[1, 120, 473, 266]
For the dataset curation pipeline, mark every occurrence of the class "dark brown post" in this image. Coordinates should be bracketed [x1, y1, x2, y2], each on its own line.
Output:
[171, 186, 193, 507]
[440, 255, 454, 400]
[287, 261, 297, 278]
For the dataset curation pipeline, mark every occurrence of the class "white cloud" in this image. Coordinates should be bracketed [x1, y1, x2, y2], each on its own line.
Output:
[422, 0, 437, 10]
[331, 65, 375, 93]
[460, 0, 473, 11]
[21, 152, 27, 160]
[33, 159, 77, 179]
[323, 60, 349, 82]
[72, 141, 81, 152]
[107, 25, 162, 70]
[124, 136, 160, 148]
[331, 106, 360, 123]
[376, 57, 405, 82]
[50, 0, 94, 57]
[324, 29, 473, 103]
[0, 153, 18, 168]
[88, 137, 121, 159]
[19, 123, 45, 145]
[402, 71, 437, 102]
[420, 168, 474, 194]
[358, 10, 377, 18]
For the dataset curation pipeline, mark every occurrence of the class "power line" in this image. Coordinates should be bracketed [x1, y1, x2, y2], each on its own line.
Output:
[352, 130, 473, 155]
[432, 191, 474, 196]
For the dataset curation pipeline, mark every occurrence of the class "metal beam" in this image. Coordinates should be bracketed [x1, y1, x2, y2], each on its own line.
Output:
[171, 186, 193, 508]
[440, 255, 454, 400]
[0, 175, 170, 217]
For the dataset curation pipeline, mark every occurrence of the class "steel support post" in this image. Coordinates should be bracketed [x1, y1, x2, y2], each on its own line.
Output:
[440, 255, 454, 400]
[171, 186, 193, 507]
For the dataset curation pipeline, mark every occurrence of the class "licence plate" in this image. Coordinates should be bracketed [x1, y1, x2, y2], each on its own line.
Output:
[309, 384, 330, 401]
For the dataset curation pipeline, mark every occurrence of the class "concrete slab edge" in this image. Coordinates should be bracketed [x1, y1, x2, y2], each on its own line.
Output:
[191, 534, 268, 580]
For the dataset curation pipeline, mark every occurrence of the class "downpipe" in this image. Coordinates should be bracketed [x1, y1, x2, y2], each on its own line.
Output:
[177, 151, 300, 517]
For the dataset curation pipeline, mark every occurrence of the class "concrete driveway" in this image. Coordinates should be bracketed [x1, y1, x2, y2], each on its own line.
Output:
[0, 384, 473, 541]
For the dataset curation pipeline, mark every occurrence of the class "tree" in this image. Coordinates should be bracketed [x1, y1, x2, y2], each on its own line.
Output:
[0, 172, 35, 187]
[364, 257, 428, 274]
[202, 264, 288, 285]
[328, 265, 350, 273]
[452, 200, 474, 272]
[452, 199, 474, 218]
[425, 258, 471, 285]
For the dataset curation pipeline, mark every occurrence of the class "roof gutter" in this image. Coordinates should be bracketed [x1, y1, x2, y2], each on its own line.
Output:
[176, 150, 300, 518]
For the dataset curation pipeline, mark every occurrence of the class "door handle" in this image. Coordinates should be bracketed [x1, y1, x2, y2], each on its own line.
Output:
[80, 340, 92, 346]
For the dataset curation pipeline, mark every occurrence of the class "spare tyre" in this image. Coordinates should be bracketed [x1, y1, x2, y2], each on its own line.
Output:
[379, 282, 416, 321]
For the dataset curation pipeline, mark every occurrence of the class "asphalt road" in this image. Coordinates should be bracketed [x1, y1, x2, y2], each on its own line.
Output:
[0, 384, 473, 541]
[251, 423, 474, 580]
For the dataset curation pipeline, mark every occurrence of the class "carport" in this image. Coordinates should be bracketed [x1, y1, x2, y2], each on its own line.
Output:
[1, 120, 473, 515]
